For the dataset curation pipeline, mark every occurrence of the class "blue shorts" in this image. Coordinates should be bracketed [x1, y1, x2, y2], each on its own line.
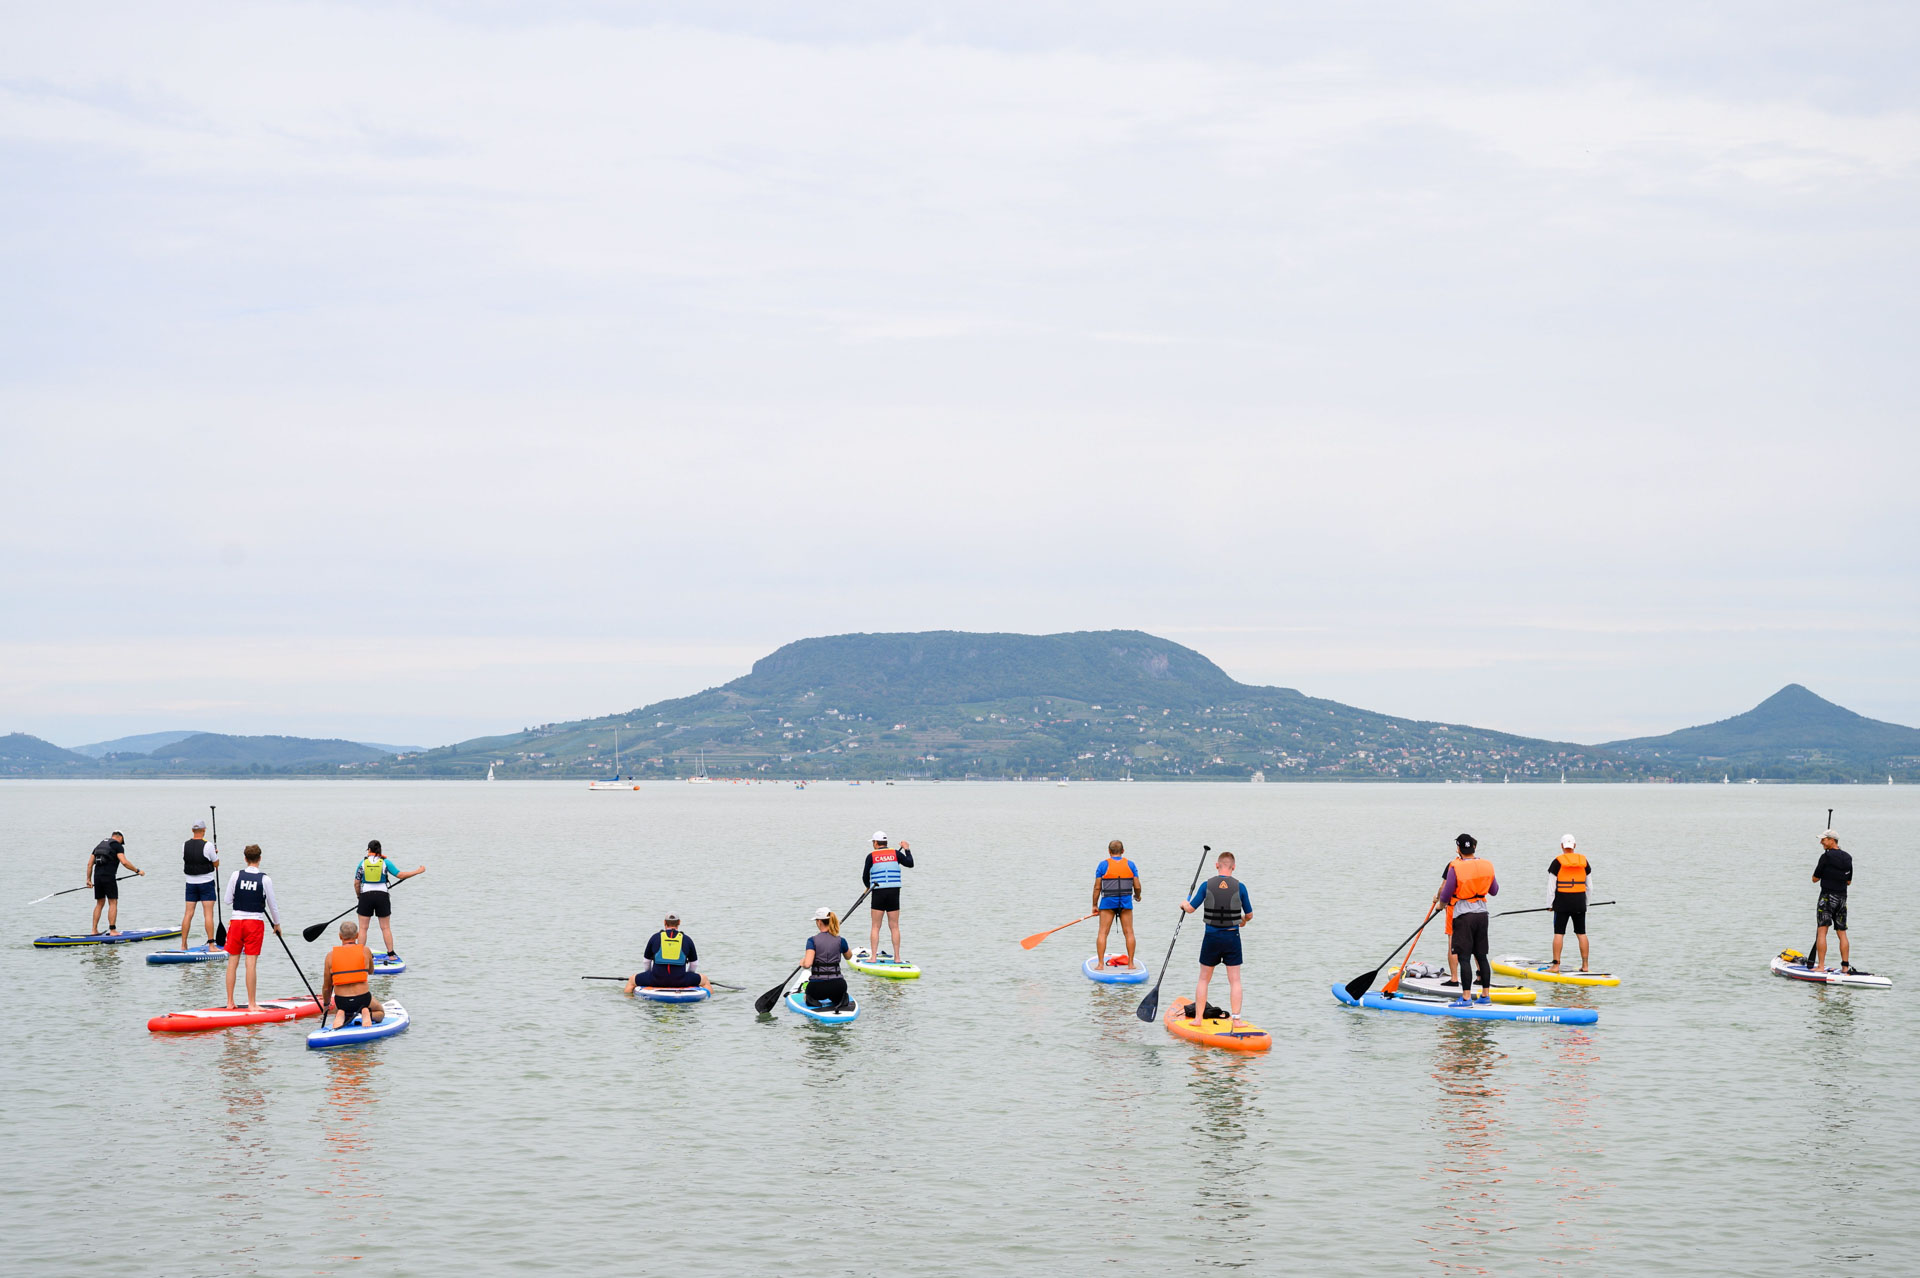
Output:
[184, 880, 217, 903]
[1197, 929, 1243, 968]
[1098, 897, 1134, 912]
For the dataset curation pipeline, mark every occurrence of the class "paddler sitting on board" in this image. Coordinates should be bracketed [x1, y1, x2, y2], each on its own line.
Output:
[1439, 834, 1497, 1006]
[862, 831, 914, 962]
[624, 912, 713, 995]
[1178, 850, 1253, 1027]
[320, 920, 385, 1030]
[800, 907, 853, 1011]
[1092, 839, 1142, 971]
[1546, 834, 1592, 973]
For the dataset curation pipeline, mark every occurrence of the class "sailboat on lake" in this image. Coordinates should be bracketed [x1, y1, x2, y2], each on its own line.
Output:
[589, 728, 640, 790]
[688, 750, 713, 784]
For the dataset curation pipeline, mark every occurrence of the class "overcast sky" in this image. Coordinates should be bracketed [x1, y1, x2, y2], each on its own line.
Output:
[4, 2, 1917, 749]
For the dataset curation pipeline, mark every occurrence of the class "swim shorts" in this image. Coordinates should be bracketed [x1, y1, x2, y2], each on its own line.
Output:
[357, 890, 392, 919]
[1817, 892, 1848, 931]
[1197, 929, 1243, 968]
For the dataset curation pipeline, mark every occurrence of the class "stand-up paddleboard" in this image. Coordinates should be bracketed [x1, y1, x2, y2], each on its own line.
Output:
[36, 927, 181, 949]
[371, 955, 406, 976]
[148, 996, 321, 1033]
[848, 949, 920, 979]
[307, 1002, 411, 1049]
[1083, 955, 1150, 984]
[1332, 984, 1598, 1024]
[1164, 1003, 1272, 1053]
[1392, 972, 1536, 1004]
[636, 985, 711, 1002]
[1491, 956, 1620, 987]
[1772, 951, 1891, 989]
[147, 943, 226, 964]
[784, 981, 859, 1024]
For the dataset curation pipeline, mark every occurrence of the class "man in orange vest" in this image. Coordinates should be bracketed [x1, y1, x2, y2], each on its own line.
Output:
[1438, 833, 1499, 1006]
[1547, 834, 1593, 973]
[1091, 839, 1142, 970]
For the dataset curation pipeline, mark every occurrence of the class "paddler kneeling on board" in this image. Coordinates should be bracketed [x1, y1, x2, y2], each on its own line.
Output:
[320, 920, 385, 1030]
[624, 912, 713, 995]
[1093, 839, 1142, 971]
[1440, 834, 1498, 1006]
[800, 907, 853, 1011]
[1178, 851, 1253, 1027]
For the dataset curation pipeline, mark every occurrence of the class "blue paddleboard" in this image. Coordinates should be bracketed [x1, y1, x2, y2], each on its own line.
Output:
[307, 1002, 411, 1049]
[1331, 983, 1597, 1024]
[147, 943, 227, 964]
[1083, 955, 1150, 984]
[36, 927, 182, 949]
[784, 981, 859, 1023]
[637, 985, 710, 1002]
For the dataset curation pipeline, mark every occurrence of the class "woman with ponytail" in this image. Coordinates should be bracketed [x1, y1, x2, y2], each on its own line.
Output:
[799, 907, 853, 1010]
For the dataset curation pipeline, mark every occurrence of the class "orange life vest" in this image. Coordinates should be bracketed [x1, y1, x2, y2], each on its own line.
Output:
[1451, 857, 1494, 905]
[1555, 852, 1588, 894]
[327, 943, 372, 986]
[1097, 857, 1138, 901]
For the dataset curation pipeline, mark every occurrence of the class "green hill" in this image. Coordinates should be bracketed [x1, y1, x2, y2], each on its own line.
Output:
[1604, 684, 1920, 779]
[386, 630, 1643, 782]
[0, 733, 96, 776]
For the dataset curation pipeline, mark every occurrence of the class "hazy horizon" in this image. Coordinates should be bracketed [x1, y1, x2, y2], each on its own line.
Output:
[5, 4, 1917, 748]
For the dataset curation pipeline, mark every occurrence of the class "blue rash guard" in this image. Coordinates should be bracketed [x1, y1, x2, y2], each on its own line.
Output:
[1189, 880, 1252, 934]
[1096, 858, 1142, 910]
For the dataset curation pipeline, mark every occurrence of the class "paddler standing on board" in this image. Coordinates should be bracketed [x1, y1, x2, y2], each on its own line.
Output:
[223, 844, 282, 1013]
[1546, 834, 1592, 973]
[1808, 827, 1856, 973]
[1178, 850, 1253, 1027]
[354, 839, 425, 963]
[86, 832, 143, 935]
[177, 818, 220, 950]
[1429, 863, 1461, 991]
[1439, 834, 1498, 1006]
[863, 831, 914, 961]
[1092, 839, 1142, 971]
[624, 912, 713, 995]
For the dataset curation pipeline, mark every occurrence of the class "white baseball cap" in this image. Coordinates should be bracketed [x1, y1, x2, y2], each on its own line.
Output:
[872, 830, 888, 842]
[1561, 834, 1577, 849]
[814, 906, 833, 921]
[1822, 828, 1839, 840]
[192, 819, 207, 830]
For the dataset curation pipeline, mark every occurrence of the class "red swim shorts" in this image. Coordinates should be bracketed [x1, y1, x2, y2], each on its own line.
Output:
[225, 918, 266, 956]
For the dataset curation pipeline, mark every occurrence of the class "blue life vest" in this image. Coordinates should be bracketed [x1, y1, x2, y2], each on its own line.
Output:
[869, 846, 903, 889]
[232, 868, 267, 915]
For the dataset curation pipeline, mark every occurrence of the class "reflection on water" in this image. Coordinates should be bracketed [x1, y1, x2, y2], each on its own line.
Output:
[212, 1030, 274, 1273]
[1420, 1022, 1510, 1273]
[317, 1044, 390, 1265]
[1807, 990, 1876, 1269]
[1181, 1053, 1264, 1271]
[1539, 1017, 1606, 1265]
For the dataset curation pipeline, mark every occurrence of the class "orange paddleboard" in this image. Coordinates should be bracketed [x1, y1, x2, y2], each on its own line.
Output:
[1163, 1005, 1272, 1053]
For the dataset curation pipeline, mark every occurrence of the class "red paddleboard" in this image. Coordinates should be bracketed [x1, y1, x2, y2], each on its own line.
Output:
[148, 996, 321, 1033]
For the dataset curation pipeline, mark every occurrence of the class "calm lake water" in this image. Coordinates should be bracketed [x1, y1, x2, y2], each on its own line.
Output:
[3, 780, 1914, 1276]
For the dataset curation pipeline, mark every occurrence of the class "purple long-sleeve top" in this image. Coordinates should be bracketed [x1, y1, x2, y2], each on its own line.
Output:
[1439, 864, 1499, 911]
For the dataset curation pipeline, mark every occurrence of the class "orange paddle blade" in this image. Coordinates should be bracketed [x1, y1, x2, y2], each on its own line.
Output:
[1021, 912, 1095, 949]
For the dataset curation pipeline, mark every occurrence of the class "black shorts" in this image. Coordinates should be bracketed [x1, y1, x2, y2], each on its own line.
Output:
[805, 976, 850, 1007]
[639, 967, 699, 988]
[93, 878, 119, 901]
[1451, 911, 1490, 956]
[869, 887, 901, 913]
[1553, 894, 1587, 936]
[1817, 893, 1848, 931]
[333, 992, 372, 1021]
[357, 890, 392, 919]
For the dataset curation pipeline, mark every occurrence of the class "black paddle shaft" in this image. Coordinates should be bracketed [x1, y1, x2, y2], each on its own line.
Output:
[1134, 845, 1214, 1023]
[210, 806, 227, 947]
[754, 888, 870, 1014]
[271, 913, 326, 1015]
[302, 874, 412, 943]
[1343, 905, 1442, 1001]
[1495, 900, 1617, 918]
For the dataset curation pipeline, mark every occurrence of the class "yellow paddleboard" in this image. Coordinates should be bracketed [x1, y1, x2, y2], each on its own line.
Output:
[1491, 956, 1620, 987]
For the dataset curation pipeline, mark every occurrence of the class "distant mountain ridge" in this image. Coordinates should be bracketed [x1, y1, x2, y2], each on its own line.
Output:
[1605, 684, 1920, 772]
[6, 635, 1915, 781]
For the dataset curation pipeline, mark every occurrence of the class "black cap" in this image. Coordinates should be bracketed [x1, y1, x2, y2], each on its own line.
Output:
[1455, 833, 1477, 853]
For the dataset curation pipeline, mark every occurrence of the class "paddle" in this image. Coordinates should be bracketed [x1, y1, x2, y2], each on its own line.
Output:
[209, 805, 227, 948]
[1134, 844, 1214, 1023]
[1343, 905, 1443, 1001]
[1382, 907, 1439, 997]
[580, 976, 744, 991]
[1495, 900, 1617, 917]
[1804, 808, 1832, 968]
[753, 888, 869, 1014]
[302, 874, 412, 943]
[1021, 912, 1096, 950]
[28, 874, 136, 905]
[270, 908, 325, 1018]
